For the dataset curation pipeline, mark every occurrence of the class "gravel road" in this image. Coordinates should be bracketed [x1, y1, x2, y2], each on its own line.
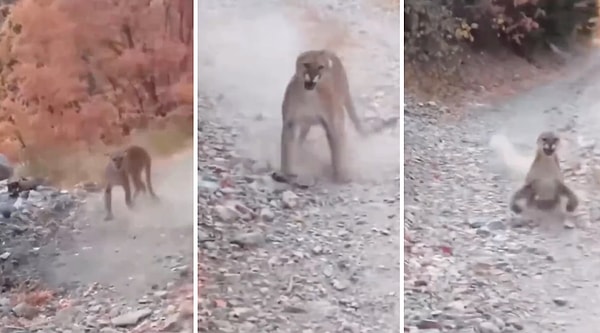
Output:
[198, 0, 400, 332]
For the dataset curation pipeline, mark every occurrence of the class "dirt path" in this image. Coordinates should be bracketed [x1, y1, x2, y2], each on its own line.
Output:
[0, 148, 196, 331]
[198, 0, 400, 332]
[43, 150, 194, 298]
[405, 50, 600, 332]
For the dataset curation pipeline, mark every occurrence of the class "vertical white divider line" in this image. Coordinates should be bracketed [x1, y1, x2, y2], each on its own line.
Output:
[399, 4, 405, 332]
[192, 0, 199, 331]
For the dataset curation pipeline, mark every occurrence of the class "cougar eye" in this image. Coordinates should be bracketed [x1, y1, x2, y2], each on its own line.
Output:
[317, 65, 324, 70]
[303, 63, 310, 68]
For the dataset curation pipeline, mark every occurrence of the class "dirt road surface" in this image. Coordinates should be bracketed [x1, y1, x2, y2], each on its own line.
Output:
[45, 150, 194, 296]
[0, 149, 194, 331]
[198, 0, 400, 332]
[405, 50, 600, 332]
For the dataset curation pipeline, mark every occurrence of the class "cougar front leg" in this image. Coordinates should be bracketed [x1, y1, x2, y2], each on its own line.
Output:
[558, 181, 579, 212]
[122, 174, 134, 209]
[280, 120, 297, 177]
[323, 117, 349, 183]
[104, 185, 114, 221]
[510, 183, 533, 214]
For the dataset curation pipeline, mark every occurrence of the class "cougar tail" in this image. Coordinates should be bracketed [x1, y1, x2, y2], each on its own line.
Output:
[145, 157, 159, 200]
[344, 94, 368, 136]
[489, 133, 532, 180]
[344, 96, 399, 136]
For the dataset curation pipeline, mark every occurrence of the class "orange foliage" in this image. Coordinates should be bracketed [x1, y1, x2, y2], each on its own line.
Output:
[0, 0, 193, 161]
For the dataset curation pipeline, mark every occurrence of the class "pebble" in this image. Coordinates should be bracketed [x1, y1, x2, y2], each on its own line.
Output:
[553, 297, 568, 306]
[230, 231, 265, 247]
[259, 207, 275, 221]
[281, 191, 299, 209]
[213, 205, 240, 222]
[161, 313, 182, 331]
[12, 302, 39, 319]
[478, 321, 501, 333]
[331, 279, 349, 291]
[110, 308, 153, 327]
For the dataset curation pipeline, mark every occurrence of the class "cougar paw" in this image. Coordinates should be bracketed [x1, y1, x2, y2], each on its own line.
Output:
[104, 214, 114, 221]
[510, 203, 523, 214]
[272, 171, 293, 183]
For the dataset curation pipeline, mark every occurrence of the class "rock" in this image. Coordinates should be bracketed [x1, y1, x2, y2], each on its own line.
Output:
[283, 305, 307, 313]
[111, 308, 153, 327]
[487, 220, 506, 230]
[553, 297, 568, 306]
[478, 321, 501, 333]
[13, 197, 24, 209]
[161, 313, 182, 331]
[259, 207, 275, 221]
[0, 252, 10, 260]
[507, 319, 524, 330]
[416, 319, 441, 329]
[12, 302, 39, 319]
[331, 279, 348, 291]
[293, 175, 316, 188]
[28, 190, 44, 202]
[281, 191, 298, 209]
[198, 179, 220, 192]
[100, 328, 120, 333]
[213, 205, 240, 222]
[476, 228, 491, 237]
[229, 307, 253, 319]
[0, 203, 13, 218]
[230, 231, 265, 247]
[312, 245, 323, 255]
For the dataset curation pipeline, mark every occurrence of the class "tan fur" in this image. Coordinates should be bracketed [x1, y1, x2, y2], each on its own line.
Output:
[277, 49, 397, 183]
[509, 131, 578, 214]
[103, 145, 158, 221]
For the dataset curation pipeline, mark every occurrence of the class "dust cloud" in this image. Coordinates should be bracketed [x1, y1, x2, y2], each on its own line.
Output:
[40, 150, 194, 299]
[198, 3, 400, 183]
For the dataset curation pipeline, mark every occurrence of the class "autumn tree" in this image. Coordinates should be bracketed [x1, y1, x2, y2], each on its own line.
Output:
[0, 0, 193, 162]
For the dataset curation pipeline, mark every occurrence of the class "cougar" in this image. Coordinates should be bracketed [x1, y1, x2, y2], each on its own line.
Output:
[275, 49, 398, 184]
[103, 145, 158, 221]
[510, 131, 578, 214]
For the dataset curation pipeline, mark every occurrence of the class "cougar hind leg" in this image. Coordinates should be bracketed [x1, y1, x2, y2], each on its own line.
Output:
[104, 185, 114, 221]
[322, 117, 349, 183]
[131, 171, 146, 199]
[144, 160, 159, 200]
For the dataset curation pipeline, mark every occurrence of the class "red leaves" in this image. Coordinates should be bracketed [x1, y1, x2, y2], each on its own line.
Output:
[0, 0, 193, 160]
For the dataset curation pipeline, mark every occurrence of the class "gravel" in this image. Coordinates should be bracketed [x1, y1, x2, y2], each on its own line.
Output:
[198, 0, 400, 332]
[405, 50, 600, 333]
